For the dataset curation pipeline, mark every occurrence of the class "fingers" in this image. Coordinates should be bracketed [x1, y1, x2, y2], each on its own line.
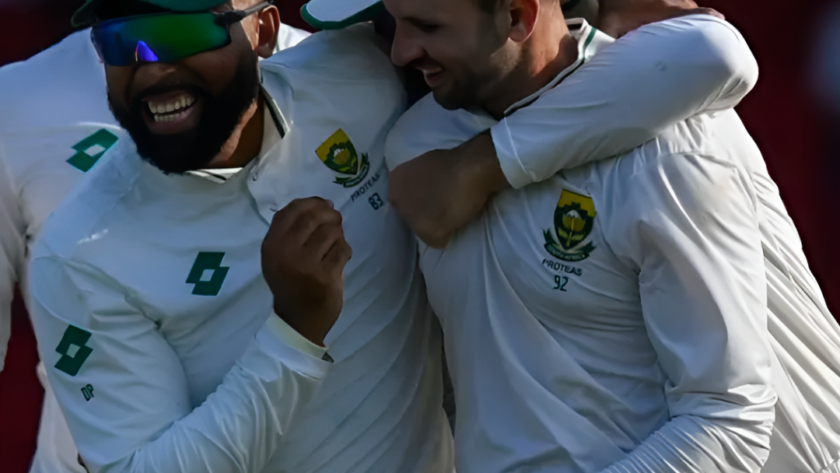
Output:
[268, 197, 343, 246]
[271, 197, 333, 233]
[323, 236, 352, 273]
[263, 196, 352, 276]
[305, 222, 345, 260]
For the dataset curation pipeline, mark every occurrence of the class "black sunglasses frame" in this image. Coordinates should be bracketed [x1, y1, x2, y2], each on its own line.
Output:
[91, 1, 272, 66]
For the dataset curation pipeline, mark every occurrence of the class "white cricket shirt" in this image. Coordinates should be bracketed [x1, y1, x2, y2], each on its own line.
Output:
[0, 24, 311, 473]
[29, 23, 451, 473]
[387, 18, 780, 473]
[478, 15, 840, 473]
[0, 21, 310, 370]
[0, 30, 124, 374]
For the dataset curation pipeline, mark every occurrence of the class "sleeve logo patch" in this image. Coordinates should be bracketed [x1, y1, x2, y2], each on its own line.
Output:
[55, 325, 93, 377]
[315, 129, 370, 188]
[543, 189, 598, 262]
[67, 129, 119, 173]
[186, 252, 229, 296]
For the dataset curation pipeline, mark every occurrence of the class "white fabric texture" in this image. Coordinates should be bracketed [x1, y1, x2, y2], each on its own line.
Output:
[0, 144, 24, 374]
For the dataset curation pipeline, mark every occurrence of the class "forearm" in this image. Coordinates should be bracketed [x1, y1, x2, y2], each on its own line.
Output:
[30, 255, 330, 473]
[493, 15, 757, 189]
[98, 319, 329, 473]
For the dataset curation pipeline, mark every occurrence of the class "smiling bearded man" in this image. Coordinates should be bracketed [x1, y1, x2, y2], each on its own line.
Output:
[0, 9, 310, 473]
[27, 0, 452, 472]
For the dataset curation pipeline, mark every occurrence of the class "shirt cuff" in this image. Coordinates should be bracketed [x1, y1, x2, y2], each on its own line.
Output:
[491, 118, 533, 190]
[256, 316, 333, 380]
[267, 313, 329, 360]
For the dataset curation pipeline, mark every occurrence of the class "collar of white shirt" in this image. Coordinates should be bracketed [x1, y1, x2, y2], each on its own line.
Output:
[503, 19, 615, 116]
[186, 92, 285, 184]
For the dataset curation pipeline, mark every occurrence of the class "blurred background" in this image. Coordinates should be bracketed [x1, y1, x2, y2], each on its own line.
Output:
[0, 0, 838, 471]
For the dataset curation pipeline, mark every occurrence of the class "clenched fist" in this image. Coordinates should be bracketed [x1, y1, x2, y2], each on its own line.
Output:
[261, 197, 353, 346]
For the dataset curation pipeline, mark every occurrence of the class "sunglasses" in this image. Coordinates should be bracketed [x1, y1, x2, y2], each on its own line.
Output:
[91, 1, 269, 67]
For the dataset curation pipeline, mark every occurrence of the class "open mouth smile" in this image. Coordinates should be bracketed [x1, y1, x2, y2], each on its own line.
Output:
[141, 90, 202, 134]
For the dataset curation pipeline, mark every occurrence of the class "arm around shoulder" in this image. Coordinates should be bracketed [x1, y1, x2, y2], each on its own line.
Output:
[493, 15, 759, 189]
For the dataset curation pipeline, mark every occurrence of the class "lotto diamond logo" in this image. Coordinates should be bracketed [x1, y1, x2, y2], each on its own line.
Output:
[67, 129, 119, 172]
[55, 325, 93, 377]
[186, 252, 229, 296]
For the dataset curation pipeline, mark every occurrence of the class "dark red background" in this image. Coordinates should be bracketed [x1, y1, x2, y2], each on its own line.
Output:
[1, 1, 837, 471]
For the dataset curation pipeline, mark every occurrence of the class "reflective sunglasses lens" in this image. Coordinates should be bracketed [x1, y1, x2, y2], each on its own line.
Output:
[92, 12, 230, 66]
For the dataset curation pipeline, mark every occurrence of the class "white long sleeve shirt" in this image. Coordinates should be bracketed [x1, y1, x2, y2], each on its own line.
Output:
[0, 24, 311, 473]
[489, 15, 840, 473]
[386, 18, 777, 473]
[28, 24, 451, 473]
[0, 22, 310, 372]
[0, 145, 24, 373]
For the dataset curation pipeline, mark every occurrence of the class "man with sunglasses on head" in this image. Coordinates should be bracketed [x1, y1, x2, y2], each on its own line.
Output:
[26, 1, 453, 472]
[0, 9, 308, 473]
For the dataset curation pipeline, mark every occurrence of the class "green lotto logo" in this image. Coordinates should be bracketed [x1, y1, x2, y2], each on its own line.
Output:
[55, 325, 93, 377]
[67, 129, 119, 172]
[187, 252, 229, 296]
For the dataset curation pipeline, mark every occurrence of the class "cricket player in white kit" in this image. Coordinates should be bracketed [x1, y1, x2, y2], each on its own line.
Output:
[348, 0, 839, 471]
[26, 0, 456, 471]
[0, 18, 309, 473]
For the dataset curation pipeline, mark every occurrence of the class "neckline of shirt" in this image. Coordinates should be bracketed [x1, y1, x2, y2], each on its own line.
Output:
[503, 19, 615, 116]
[185, 101, 283, 184]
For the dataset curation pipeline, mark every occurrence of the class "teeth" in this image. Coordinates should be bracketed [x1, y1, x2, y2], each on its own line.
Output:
[153, 110, 188, 123]
[148, 94, 195, 118]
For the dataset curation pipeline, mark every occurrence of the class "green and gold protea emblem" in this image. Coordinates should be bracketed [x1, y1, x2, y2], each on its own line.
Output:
[543, 189, 598, 262]
[316, 129, 370, 187]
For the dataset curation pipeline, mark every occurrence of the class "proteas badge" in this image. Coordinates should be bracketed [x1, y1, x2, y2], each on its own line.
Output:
[315, 129, 370, 187]
[543, 189, 598, 262]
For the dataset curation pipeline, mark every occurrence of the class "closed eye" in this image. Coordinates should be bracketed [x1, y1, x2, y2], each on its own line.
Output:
[409, 18, 441, 33]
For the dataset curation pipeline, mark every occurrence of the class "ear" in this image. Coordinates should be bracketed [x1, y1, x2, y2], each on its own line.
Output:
[508, 0, 540, 43]
[255, 5, 281, 58]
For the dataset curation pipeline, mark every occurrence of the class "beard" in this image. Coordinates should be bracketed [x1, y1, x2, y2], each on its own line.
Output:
[109, 51, 260, 174]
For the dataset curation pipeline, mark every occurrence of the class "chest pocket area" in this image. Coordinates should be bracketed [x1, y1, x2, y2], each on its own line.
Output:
[493, 183, 640, 330]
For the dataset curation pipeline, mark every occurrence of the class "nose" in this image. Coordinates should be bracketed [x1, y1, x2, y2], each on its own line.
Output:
[133, 61, 180, 85]
[129, 61, 182, 96]
[390, 26, 424, 67]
